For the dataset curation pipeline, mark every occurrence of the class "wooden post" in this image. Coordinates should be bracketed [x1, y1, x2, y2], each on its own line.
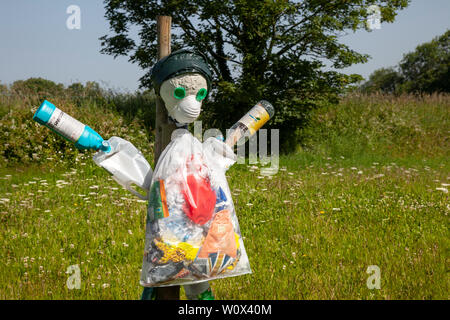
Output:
[154, 15, 180, 300]
[154, 16, 177, 163]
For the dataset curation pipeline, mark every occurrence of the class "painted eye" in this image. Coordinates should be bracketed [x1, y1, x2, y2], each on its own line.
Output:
[174, 87, 186, 100]
[196, 88, 207, 101]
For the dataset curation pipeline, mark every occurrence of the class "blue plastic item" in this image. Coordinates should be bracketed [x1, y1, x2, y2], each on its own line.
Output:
[33, 100, 110, 152]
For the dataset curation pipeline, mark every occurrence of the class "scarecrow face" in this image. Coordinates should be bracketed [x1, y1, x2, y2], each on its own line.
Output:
[160, 73, 208, 124]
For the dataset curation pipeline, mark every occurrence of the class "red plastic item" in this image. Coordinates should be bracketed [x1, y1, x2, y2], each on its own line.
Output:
[182, 174, 216, 225]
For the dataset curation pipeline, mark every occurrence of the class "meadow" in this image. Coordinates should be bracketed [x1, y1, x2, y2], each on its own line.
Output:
[0, 93, 449, 299]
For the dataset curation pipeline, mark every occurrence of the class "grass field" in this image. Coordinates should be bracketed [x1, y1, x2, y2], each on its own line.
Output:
[0, 94, 449, 299]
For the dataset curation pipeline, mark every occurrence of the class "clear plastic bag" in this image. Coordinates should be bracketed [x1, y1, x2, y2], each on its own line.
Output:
[93, 136, 153, 199]
[140, 129, 251, 287]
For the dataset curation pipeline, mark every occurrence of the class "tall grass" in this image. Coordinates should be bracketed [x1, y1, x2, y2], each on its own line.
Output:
[301, 92, 450, 161]
[0, 91, 449, 299]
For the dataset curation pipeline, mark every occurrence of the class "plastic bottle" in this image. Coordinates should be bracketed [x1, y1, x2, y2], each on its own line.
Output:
[33, 100, 153, 199]
[33, 100, 110, 152]
[225, 100, 275, 147]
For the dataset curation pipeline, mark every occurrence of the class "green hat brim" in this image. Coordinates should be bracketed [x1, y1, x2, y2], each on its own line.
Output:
[151, 49, 213, 96]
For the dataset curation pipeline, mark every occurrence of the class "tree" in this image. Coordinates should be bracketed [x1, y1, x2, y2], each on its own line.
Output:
[399, 30, 449, 94]
[360, 67, 402, 94]
[361, 30, 449, 95]
[100, 0, 409, 151]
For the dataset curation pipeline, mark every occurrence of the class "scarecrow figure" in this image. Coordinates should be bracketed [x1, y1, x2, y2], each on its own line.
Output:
[142, 49, 214, 300]
[33, 49, 258, 301]
[139, 49, 251, 300]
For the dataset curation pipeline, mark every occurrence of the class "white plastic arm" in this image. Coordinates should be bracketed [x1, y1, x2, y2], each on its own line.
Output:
[92, 136, 153, 200]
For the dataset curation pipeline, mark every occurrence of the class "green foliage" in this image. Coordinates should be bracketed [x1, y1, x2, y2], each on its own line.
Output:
[399, 30, 450, 94]
[0, 83, 7, 95]
[360, 67, 403, 94]
[0, 84, 154, 168]
[11, 78, 65, 102]
[361, 30, 450, 94]
[100, 0, 408, 151]
[105, 91, 157, 132]
[67, 81, 108, 107]
[1, 93, 448, 299]
[301, 93, 450, 160]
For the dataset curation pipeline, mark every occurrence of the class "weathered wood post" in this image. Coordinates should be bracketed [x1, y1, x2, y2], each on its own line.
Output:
[154, 15, 180, 300]
[155, 16, 178, 162]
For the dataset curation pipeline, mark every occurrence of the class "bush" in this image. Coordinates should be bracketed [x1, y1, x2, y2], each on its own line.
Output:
[0, 89, 153, 168]
[10, 78, 65, 102]
[105, 90, 156, 132]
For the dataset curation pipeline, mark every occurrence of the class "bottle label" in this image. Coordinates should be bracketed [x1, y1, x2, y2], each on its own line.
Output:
[225, 103, 271, 147]
[47, 108, 85, 143]
[239, 103, 270, 135]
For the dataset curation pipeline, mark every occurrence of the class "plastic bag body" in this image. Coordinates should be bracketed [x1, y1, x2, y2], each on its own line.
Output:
[140, 130, 251, 287]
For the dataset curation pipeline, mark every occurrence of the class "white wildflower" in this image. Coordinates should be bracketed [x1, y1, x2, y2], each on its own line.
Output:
[436, 187, 448, 194]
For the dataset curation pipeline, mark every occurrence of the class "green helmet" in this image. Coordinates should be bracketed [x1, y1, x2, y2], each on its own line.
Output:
[150, 49, 213, 96]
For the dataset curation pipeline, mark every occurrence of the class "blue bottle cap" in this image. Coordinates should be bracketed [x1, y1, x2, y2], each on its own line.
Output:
[100, 140, 111, 153]
[33, 100, 56, 125]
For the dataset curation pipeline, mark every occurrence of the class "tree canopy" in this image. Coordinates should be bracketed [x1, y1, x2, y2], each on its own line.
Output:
[361, 30, 449, 94]
[100, 0, 409, 150]
[360, 67, 403, 94]
[399, 29, 449, 94]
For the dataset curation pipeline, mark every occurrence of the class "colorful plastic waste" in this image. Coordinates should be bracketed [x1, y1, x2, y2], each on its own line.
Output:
[181, 173, 216, 225]
[141, 129, 251, 287]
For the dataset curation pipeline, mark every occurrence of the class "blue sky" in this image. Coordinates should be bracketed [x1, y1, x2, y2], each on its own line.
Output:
[0, 0, 449, 92]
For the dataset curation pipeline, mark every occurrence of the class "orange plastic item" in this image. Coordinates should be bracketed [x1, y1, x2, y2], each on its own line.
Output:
[182, 174, 216, 225]
[198, 209, 237, 258]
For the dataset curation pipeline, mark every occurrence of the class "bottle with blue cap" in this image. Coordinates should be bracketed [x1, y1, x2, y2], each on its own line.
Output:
[33, 100, 153, 199]
[33, 100, 111, 152]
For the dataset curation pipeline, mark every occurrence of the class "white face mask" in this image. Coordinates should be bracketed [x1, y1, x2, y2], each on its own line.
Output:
[173, 95, 202, 124]
[159, 73, 208, 124]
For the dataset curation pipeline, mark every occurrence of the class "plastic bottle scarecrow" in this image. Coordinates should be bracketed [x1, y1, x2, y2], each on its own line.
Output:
[138, 49, 252, 300]
[33, 49, 274, 300]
